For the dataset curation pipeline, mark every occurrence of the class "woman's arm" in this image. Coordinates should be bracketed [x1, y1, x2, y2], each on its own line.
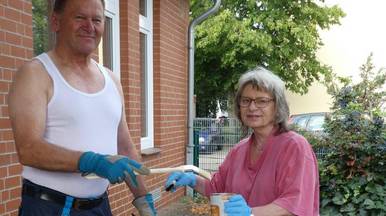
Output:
[252, 203, 293, 216]
[193, 175, 209, 195]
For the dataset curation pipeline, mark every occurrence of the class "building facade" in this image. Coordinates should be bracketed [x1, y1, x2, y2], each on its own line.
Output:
[0, 0, 190, 215]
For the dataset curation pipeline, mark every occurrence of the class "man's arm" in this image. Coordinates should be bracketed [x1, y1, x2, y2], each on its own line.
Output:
[118, 111, 148, 197]
[8, 60, 82, 171]
[108, 69, 148, 197]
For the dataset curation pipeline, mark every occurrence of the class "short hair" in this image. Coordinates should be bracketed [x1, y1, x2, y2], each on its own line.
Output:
[234, 66, 290, 134]
[53, 0, 105, 13]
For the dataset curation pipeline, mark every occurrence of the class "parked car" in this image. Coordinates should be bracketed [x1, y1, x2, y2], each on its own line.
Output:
[288, 112, 328, 135]
[197, 128, 224, 153]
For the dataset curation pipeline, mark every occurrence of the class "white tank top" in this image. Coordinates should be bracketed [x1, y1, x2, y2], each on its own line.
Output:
[22, 53, 122, 198]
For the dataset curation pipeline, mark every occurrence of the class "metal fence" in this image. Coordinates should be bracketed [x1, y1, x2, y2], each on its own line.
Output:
[193, 118, 329, 173]
[193, 118, 244, 172]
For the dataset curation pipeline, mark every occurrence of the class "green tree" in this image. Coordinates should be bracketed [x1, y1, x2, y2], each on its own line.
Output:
[191, 0, 345, 117]
[32, 0, 49, 56]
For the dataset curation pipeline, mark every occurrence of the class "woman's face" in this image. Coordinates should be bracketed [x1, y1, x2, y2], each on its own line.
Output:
[239, 84, 276, 131]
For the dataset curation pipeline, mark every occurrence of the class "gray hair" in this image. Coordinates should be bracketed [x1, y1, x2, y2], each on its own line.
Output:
[234, 66, 290, 134]
[54, 0, 105, 13]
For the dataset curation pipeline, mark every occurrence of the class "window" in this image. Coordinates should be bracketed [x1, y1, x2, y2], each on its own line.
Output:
[99, 0, 120, 76]
[308, 115, 325, 131]
[139, 0, 147, 16]
[294, 116, 309, 130]
[102, 17, 113, 70]
[139, 0, 154, 149]
[140, 33, 148, 137]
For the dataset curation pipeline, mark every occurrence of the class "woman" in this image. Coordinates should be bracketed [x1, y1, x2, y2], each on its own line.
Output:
[165, 67, 319, 216]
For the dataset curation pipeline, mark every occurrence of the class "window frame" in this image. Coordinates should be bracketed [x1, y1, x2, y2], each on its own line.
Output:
[100, 0, 121, 78]
[139, 0, 154, 150]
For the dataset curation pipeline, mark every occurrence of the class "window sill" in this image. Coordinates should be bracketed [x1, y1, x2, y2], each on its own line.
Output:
[140, 147, 161, 156]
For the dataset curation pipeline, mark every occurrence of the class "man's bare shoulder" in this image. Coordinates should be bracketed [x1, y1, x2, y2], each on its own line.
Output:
[10, 58, 52, 98]
[15, 58, 51, 83]
[17, 58, 46, 77]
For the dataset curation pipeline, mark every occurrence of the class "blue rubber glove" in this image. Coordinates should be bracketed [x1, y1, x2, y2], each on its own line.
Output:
[78, 151, 142, 186]
[164, 171, 196, 192]
[132, 193, 157, 216]
[224, 194, 252, 216]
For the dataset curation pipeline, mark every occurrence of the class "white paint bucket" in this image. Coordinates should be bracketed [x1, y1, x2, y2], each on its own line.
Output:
[210, 193, 234, 216]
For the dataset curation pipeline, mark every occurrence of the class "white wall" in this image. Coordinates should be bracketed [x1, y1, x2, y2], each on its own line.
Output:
[287, 0, 386, 115]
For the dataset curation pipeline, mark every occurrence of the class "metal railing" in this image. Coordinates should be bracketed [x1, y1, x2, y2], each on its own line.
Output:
[193, 118, 244, 172]
[193, 118, 330, 173]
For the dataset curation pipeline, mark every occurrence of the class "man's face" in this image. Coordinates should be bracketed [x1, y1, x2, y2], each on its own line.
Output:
[53, 0, 105, 55]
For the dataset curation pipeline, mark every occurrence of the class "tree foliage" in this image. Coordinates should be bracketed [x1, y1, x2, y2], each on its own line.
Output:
[191, 0, 345, 117]
[32, 0, 49, 56]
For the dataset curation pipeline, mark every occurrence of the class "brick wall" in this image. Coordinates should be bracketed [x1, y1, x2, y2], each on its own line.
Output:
[0, 0, 189, 215]
[0, 0, 33, 215]
[117, 0, 189, 214]
[153, 0, 190, 208]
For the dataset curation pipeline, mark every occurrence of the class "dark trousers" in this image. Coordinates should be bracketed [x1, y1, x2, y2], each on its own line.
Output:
[19, 179, 113, 216]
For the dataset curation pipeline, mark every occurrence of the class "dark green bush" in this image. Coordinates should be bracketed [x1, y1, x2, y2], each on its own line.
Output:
[318, 55, 386, 215]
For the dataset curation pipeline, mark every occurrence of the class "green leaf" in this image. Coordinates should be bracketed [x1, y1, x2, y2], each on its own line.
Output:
[332, 192, 347, 205]
[340, 203, 355, 212]
[358, 209, 367, 216]
[321, 198, 331, 208]
[363, 199, 375, 209]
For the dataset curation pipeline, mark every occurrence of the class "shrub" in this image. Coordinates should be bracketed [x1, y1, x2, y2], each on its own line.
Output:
[319, 55, 386, 215]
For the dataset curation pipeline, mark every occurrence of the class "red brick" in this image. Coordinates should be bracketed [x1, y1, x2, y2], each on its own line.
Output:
[10, 153, 19, 164]
[0, 154, 11, 166]
[0, 118, 11, 128]
[26, 49, 33, 59]
[10, 46, 24, 58]
[1, 130, 14, 142]
[0, 178, 4, 190]
[16, 23, 25, 35]
[1, 106, 9, 118]
[21, 36, 33, 48]
[5, 32, 22, 46]
[0, 203, 5, 215]
[0, 167, 7, 178]
[3, 69, 13, 81]
[9, 187, 21, 198]
[21, 13, 32, 26]
[25, 25, 32, 37]
[5, 198, 20, 212]
[2, 190, 9, 202]
[0, 19, 17, 33]
[8, 0, 23, 11]
[23, 1, 32, 14]
[4, 176, 20, 188]
[4, 8, 20, 22]
[8, 164, 21, 176]
[6, 143, 16, 153]
[0, 55, 15, 69]
[0, 5, 4, 17]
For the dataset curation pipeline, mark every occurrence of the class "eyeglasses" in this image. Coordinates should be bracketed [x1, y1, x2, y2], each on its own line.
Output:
[239, 97, 274, 108]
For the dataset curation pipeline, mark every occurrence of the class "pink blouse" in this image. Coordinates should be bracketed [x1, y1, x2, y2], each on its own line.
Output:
[204, 130, 319, 216]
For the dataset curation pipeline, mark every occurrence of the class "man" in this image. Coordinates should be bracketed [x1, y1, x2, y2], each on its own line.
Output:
[8, 0, 156, 215]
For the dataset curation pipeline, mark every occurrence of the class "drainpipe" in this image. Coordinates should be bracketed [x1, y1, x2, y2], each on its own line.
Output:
[187, 1, 221, 169]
